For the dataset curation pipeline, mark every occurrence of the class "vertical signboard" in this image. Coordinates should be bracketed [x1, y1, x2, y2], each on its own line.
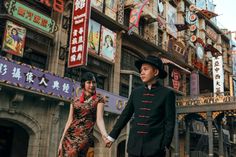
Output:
[212, 56, 224, 95]
[68, 0, 91, 68]
[190, 71, 199, 96]
[2, 21, 26, 57]
[166, 3, 177, 38]
[232, 53, 236, 96]
[105, 0, 117, 20]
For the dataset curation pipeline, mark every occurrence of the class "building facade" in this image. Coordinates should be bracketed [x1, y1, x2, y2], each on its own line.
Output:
[0, 0, 235, 157]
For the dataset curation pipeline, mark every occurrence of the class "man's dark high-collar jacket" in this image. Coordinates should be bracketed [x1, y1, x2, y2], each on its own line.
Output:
[109, 82, 176, 156]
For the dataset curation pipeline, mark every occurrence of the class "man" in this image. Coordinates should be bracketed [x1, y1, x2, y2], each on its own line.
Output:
[105, 55, 176, 157]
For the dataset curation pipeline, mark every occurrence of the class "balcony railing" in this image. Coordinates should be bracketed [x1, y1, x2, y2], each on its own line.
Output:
[176, 92, 236, 106]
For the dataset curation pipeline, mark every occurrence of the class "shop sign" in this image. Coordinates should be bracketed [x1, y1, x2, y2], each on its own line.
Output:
[68, 0, 91, 68]
[206, 26, 219, 42]
[74, 83, 127, 114]
[191, 120, 208, 135]
[39, 0, 64, 13]
[5, 0, 57, 33]
[168, 39, 185, 55]
[0, 56, 74, 100]
[190, 71, 199, 96]
[212, 56, 224, 95]
[171, 68, 181, 91]
[192, 59, 208, 75]
[232, 54, 236, 96]
[0, 56, 128, 114]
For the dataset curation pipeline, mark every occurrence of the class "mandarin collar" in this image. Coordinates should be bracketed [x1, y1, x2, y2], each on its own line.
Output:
[144, 81, 161, 90]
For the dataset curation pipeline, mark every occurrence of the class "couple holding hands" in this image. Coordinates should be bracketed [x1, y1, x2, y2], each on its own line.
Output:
[58, 55, 176, 157]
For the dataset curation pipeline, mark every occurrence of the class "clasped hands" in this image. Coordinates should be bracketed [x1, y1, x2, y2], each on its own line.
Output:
[102, 135, 113, 148]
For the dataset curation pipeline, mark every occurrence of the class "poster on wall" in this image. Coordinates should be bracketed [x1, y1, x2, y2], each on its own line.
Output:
[166, 3, 177, 38]
[91, 0, 104, 12]
[105, 0, 117, 20]
[100, 26, 116, 61]
[2, 21, 26, 57]
[88, 19, 101, 54]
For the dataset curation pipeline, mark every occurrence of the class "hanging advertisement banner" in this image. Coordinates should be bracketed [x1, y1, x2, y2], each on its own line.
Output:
[2, 21, 26, 57]
[88, 19, 101, 54]
[105, 0, 117, 20]
[100, 26, 116, 62]
[212, 56, 224, 95]
[170, 68, 181, 91]
[128, 0, 149, 34]
[91, 0, 104, 12]
[68, 0, 91, 68]
[190, 71, 199, 96]
[4, 0, 57, 33]
[166, 3, 177, 38]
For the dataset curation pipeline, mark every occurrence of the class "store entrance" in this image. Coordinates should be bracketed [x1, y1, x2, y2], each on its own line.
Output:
[0, 119, 29, 157]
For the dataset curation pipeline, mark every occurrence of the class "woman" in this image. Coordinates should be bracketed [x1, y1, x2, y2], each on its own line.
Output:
[58, 72, 108, 157]
[102, 34, 115, 60]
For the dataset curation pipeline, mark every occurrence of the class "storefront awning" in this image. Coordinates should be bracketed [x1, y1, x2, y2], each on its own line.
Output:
[161, 58, 191, 74]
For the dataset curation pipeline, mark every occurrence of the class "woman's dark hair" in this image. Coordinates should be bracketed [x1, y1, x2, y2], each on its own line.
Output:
[105, 35, 113, 47]
[80, 72, 96, 88]
[11, 28, 18, 35]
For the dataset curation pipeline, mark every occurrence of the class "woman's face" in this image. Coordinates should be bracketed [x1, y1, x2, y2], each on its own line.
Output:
[84, 79, 96, 95]
[12, 29, 17, 35]
[106, 36, 112, 44]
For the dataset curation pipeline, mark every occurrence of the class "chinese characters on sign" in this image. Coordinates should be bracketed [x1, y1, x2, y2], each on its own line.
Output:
[212, 56, 224, 95]
[171, 68, 181, 91]
[40, 0, 65, 13]
[0, 56, 128, 114]
[68, 0, 91, 68]
[5, 0, 56, 33]
[190, 71, 199, 96]
[73, 83, 128, 114]
[232, 53, 236, 96]
[2, 21, 26, 57]
[0, 56, 74, 100]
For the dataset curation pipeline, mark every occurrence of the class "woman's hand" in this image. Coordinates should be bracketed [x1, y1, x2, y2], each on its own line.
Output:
[102, 134, 113, 148]
[58, 143, 62, 157]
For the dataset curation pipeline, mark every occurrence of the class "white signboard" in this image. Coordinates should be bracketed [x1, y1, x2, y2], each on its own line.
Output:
[212, 56, 224, 95]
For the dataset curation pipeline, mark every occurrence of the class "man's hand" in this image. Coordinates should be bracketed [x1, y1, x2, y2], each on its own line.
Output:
[102, 135, 113, 148]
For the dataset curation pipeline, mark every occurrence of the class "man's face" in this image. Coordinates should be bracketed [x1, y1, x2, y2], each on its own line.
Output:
[140, 63, 159, 84]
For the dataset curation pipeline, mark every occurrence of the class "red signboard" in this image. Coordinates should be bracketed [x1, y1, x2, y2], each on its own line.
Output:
[40, 0, 65, 13]
[68, 0, 91, 68]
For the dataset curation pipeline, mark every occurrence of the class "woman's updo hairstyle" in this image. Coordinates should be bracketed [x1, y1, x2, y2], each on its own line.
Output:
[80, 72, 96, 89]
